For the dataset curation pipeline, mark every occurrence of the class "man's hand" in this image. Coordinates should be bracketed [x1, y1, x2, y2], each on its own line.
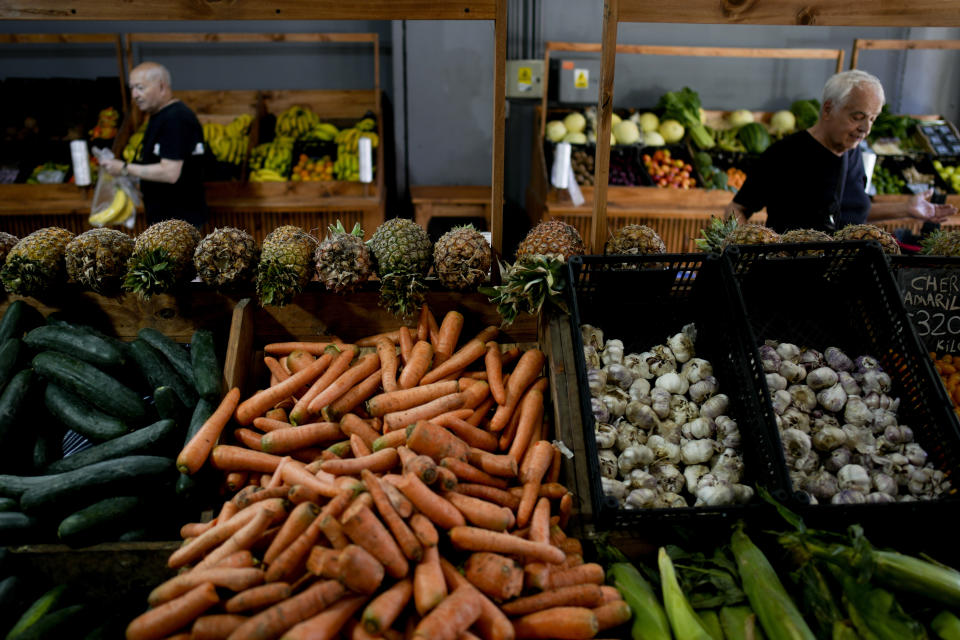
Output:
[101, 158, 126, 177]
[909, 188, 956, 223]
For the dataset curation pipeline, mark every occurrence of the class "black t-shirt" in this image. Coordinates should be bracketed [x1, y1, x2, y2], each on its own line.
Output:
[138, 100, 208, 227]
[732, 130, 871, 233]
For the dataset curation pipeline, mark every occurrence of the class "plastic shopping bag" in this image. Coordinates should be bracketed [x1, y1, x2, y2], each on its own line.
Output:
[88, 148, 140, 229]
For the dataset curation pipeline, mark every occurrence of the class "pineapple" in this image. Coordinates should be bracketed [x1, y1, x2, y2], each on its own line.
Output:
[65, 228, 135, 295]
[433, 225, 491, 291]
[313, 221, 373, 293]
[779, 228, 834, 257]
[368, 218, 433, 317]
[695, 216, 738, 253]
[194, 227, 259, 290]
[721, 223, 781, 249]
[256, 225, 317, 306]
[834, 223, 900, 255]
[515, 220, 584, 262]
[921, 229, 960, 256]
[1, 227, 75, 297]
[604, 224, 666, 255]
[123, 219, 201, 299]
[0, 232, 17, 264]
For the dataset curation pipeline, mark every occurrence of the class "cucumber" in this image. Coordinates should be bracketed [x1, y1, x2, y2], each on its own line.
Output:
[58, 495, 146, 547]
[19, 455, 175, 516]
[31, 351, 146, 422]
[0, 474, 53, 500]
[0, 369, 36, 472]
[190, 329, 221, 401]
[43, 384, 129, 442]
[13, 604, 88, 640]
[128, 339, 197, 408]
[138, 327, 196, 388]
[23, 325, 125, 370]
[0, 300, 44, 344]
[0, 497, 17, 512]
[45, 419, 178, 474]
[4, 584, 67, 640]
[31, 426, 63, 471]
[0, 338, 22, 393]
[0, 576, 29, 635]
[153, 385, 189, 427]
[117, 528, 150, 542]
[0, 512, 39, 545]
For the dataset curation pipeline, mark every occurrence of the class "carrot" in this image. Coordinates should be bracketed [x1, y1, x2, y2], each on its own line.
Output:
[384, 393, 466, 432]
[433, 311, 464, 367]
[362, 469, 423, 562]
[449, 526, 564, 564]
[148, 567, 264, 607]
[265, 490, 354, 583]
[277, 459, 339, 499]
[454, 483, 521, 511]
[306, 546, 340, 578]
[211, 445, 285, 474]
[466, 448, 518, 478]
[380, 480, 414, 519]
[318, 513, 349, 551]
[195, 502, 287, 571]
[216, 499, 240, 524]
[418, 304, 436, 344]
[126, 582, 219, 640]
[334, 544, 386, 595]
[461, 371, 488, 380]
[168, 499, 284, 569]
[397, 340, 434, 389]
[252, 417, 295, 433]
[340, 501, 409, 579]
[325, 369, 383, 422]
[357, 329, 409, 347]
[289, 346, 356, 426]
[471, 325, 499, 346]
[458, 379, 490, 410]
[403, 453, 438, 484]
[191, 614, 246, 640]
[398, 326, 414, 365]
[434, 414, 498, 451]
[434, 466, 458, 491]
[394, 472, 465, 530]
[516, 441, 554, 528]
[511, 607, 598, 640]
[225, 583, 291, 615]
[463, 552, 523, 602]
[500, 585, 605, 617]
[226, 471, 250, 492]
[440, 458, 508, 489]
[264, 356, 292, 383]
[529, 497, 551, 545]
[286, 349, 317, 374]
[558, 492, 573, 530]
[233, 428, 263, 451]
[372, 429, 407, 451]
[599, 585, 621, 604]
[229, 579, 346, 640]
[531, 563, 605, 591]
[592, 600, 632, 632]
[320, 447, 399, 475]
[405, 420, 470, 462]
[285, 484, 320, 505]
[367, 380, 459, 417]
[433, 559, 514, 640]
[264, 407, 288, 423]
[412, 585, 481, 640]
[349, 432, 372, 458]
[265, 341, 338, 356]
[233, 486, 289, 510]
[443, 491, 514, 531]
[281, 594, 368, 640]
[340, 413, 384, 449]
[413, 544, 447, 616]
[467, 395, 496, 427]
[405, 515, 436, 550]
[362, 577, 412, 635]
[507, 388, 544, 463]
[239, 354, 334, 426]
[545, 446, 562, 485]
[308, 352, 381, 416]
[257, 422, 342, 455]
[264, 501, 320, 565]
[484, 342, 506, 405]
[488, 349, 545, 432]
[181, 520, 216, 539]
[418, 339, 486, 386]
[177, 387, 242, 474]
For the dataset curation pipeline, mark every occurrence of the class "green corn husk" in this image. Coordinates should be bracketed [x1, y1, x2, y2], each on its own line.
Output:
[720, 606, 766, 640]
[659, 547, 714, 640]
[932, 611, 960, 640]
[731, 524, 817, 640]
[608, 561, 672, 640]
[792, 562, 846, 640]
[825, 563, 927, 640]
[699, 609, 724, 640]
[831, 621, 860, 640]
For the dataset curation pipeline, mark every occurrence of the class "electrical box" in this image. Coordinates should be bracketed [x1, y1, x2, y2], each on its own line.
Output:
[505, 59, 544, 99]
[558, 58, 600, 104]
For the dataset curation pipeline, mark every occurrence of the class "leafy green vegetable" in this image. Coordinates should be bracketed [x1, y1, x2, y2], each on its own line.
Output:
[667, 544, 746, 609]
[657, 87, 715, 149]
[791, 99, 821, 130]
[869, 105, 920, 142]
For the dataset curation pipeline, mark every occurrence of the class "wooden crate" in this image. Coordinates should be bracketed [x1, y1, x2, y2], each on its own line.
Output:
[411, 185, 492, 230]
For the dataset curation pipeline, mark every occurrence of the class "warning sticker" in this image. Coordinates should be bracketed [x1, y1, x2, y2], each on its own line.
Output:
[517, 66, 532, 92]
[574, 68, 589, 89]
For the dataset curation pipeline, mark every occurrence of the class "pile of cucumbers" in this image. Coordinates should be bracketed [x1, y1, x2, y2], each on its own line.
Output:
[0, 299, 225, 547]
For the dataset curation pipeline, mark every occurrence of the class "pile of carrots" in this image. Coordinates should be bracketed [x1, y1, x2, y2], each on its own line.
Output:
[125, 305, 632, 640]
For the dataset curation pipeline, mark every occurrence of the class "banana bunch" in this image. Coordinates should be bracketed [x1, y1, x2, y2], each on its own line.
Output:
[334, 152, 360, 181]
[249, 137, 295, 182]
[302, 122, 340, 141]
[248, 168, 287, 182]
[204, 115, 253, 166]
[356, 117, 376, 132]
[276, 105, 320, 139]
[122, 130, 144, 164]
[335, 128, 380, 155]
[88, 187, 134, 226]
[225, 113, 253, 138]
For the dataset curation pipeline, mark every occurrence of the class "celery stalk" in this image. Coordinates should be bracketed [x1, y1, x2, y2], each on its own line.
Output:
[699, 609, 724, 640]
[659, 547, 713, 640]
[932, 611, 960, 640]
[608, 561, 672, 640]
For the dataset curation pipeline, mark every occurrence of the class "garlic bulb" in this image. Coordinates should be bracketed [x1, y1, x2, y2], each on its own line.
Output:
[771, 389, 793, 415]
[625, 488, 658, 509]
[688, 377, 719, 404]
[780, 408, 811, 433]
[806, 367, 838, 391]
[648, 345, 677, 377]
[683, 464, 710, 492]
[650, 388, 671, 419]
[779, 360, 806, 384]
[618, 445, 648, 475]
[843, 396, 873, 428]
[811, 426, 846, 452]
[658, 419, 682, 445]
[695, 480, 735, 506]
[843, 425, 876, 455]
[680, 438, 717, 465]
[837, 371, 861, 396]
[765, 373, 788, 392]
[871, 471, 897, 496]
[776, 342, 801, 363]
[625, 401, 658, 430]
[587, 368, 607, 396]
[788, 385, 817, 413]
[591, 397, 610, 424]
[859, 369, 892, 395]
[627, 468, 657, 491]
[652, 463, 685, 494]
[615, 422, 639, 452]
[656, 492, 689, 508]
[781, 429, 812, 465]
[655, 372, 689, 396]
[602, 388, 630, 418]
[648, 436, 680, 464]
[681, 417, 715, 440]
[700, 394, 729, 420]
[628, 377, 651, 403]
[732, 484, 755, 504]
[854, 355, 880, 374]
[598, 449, 619, 479]
[824, 447, 852, 473]
[669, 395, 699, 425]
[865, 492, 895, 503]
[601, 339, 624, 366]
[604, 363, 634, 390]
[904, 443, 928, 467]
[816, 383, 846, 413]
[711, 448, 744, 484]
[799, 348, 825, 371]
[581, 324, 604, 350]
[601, 476, 628, 501]
[804, 469, 839, 501]
[681, 358, 713, 384]
[667, 332, 694, 364]
[623, 353, 650, 380]
[824, 346, 853, 372]
[831, 490, 867, 504]
[759, 344, 782, 373]
[837, 464, 871, 493]
[595, 424, 617, 449]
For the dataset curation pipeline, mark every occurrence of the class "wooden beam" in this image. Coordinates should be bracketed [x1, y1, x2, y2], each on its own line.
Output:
[591, 0, 618, 254]
[546, 41, 844, 59]
[0, 33, 118, 43]
[126, 32, 380, 44]
[852, 37, 960, 68]
[0, 0, 496, 20]
[490, 0, 507, 258]
[617, 0, 960, 26]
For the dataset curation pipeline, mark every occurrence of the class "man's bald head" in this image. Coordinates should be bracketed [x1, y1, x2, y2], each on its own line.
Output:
[130, 62, 174, 114]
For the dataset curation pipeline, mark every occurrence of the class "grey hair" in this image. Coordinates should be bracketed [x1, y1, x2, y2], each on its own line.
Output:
[132, 62, 172, 90]
[822, 70, 884, 110]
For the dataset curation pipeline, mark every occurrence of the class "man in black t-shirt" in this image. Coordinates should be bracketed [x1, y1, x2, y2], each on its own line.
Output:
[102, 62, 208, 227]
[725, 70, 954, 233]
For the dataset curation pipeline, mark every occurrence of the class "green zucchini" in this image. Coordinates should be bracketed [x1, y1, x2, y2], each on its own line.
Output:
[117, 528, 150, 542]
[31, 351, 146, 422]
[58, 495, 147, 547]
[19, 455, 175, 516]
[128, 339, 197, 408]
[0, 497, 18, 512]
[138, 327, 196, 387]
[23, 325, 125, 369]
[0, 369, 36, 472]
[45, 419, 178, 474]
[0, 576, 28, 634]
[0, 338, 22, 393]
[13, 604, 88, 640]
[0, 474, 53, 500]
[0, 512, 39, 545]
[4, 584, 67, 640]
[0, 300, 43, 344]
[31, 426, 63, 472]
[153, 385, 189, 427]
[190, 329, 221, 400]
[43, 383, 129, 442]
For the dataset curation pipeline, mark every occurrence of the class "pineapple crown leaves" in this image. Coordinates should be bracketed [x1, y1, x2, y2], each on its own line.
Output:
[328, 220, 364, 239]
[920, 229, 946, 255]
[122, 248, 178, 299]
[377, 267, 427, 319]
[479, 253, 569, 326]
[256, 259, 305, 307]
[695, 215, 739, 253]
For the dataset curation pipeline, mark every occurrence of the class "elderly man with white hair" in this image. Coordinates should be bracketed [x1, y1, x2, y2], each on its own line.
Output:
[102, 61, 208, 227]
[724, 69, 954, 233]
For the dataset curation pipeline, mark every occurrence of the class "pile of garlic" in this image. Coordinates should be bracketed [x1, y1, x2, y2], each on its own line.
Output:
[761, 339, 951, 504]
[583, 323, 753, 510]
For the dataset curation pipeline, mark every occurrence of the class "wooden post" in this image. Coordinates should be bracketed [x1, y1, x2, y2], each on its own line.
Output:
[591, 0, 619, 254]
[491, 0, 507, 258]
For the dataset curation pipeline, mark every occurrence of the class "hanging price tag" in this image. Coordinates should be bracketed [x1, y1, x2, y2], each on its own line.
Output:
[358, 136, 373, 184]
[551, 142, 572, 189]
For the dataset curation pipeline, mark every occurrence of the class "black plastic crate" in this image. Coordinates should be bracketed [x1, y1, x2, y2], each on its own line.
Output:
[566, 253, 790, 535]
[724, 241, 960, 539]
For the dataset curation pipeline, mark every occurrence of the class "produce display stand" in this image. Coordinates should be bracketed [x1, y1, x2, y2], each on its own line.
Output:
[528, 40, 843, 252]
